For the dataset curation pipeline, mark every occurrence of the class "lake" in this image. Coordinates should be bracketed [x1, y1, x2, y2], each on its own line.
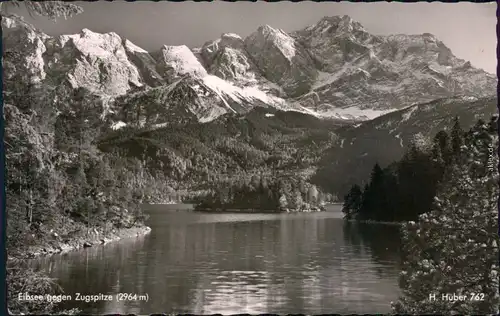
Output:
[32, 205, 403, 314]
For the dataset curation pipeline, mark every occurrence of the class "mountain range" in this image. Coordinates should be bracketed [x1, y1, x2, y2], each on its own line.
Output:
[3, 14, 496, 126]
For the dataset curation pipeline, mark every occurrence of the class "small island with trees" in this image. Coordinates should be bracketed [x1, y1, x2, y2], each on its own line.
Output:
[193, 175, 326, 213]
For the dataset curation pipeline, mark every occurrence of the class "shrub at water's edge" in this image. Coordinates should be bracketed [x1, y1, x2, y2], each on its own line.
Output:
[193, 175, 326, 213]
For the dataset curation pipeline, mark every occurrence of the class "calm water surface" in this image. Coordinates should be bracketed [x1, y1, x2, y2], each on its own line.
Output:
[34, 205, 403, 314]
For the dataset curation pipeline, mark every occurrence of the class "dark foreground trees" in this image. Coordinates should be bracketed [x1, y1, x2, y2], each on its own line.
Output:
[4, 3, 86, 315]
[340, 115, 498, 314]
[392, 117, 499, 314]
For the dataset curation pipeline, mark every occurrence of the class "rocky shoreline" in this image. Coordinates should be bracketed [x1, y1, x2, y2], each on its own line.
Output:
[282, 206, 325, 213]
[193, 206, 325, 214]
[9, 225, 152, 261]
[345, 219, 405, 226]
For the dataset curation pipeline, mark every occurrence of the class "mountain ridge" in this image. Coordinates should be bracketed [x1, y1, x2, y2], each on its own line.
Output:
[311, 95, 498, 196]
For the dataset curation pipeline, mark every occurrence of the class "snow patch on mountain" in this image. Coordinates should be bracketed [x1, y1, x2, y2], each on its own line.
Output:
[201, 76, 239, 114]
[124, 39, 148, 54]
[202, 75, 286, 107]
[461, 96, 478, 101]
[395, 133, 404, 147]
[401, 106, 419, 122]
[222, 33, 242, 40]
[60, 29, 125, 59]
[314, 105, 395, 121]
[198, 107, 230, 123]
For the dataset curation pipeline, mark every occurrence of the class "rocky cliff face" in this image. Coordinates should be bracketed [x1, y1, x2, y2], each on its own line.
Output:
[200, 32, 288, 98]
[200, 33, 254, 82]
[293, 16, 383, 72]
[152, 44, 208, 81]
[45, 28, 144, 98]
[244, 25, 319, 97]
[3, 14, 497, 125]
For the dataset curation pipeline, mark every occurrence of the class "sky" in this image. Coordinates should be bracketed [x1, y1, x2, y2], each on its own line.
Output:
[12, 1, 497, 74]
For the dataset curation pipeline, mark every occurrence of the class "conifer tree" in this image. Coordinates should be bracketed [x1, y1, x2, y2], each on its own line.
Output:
[359, 183, 373, 219]
[434, 130, 452, 166]
[450, 116, 464, 157]
[367, 163, 385, 219]
[431, 133, 446, 179]
[342, 184, 362, 219]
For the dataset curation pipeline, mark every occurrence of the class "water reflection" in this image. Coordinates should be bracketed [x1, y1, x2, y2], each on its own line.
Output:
[33, 207, 401, 314]
[32, 235, 149, 314]
[342, 221, 403, 276]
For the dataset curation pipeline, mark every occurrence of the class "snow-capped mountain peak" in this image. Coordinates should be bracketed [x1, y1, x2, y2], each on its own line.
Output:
[291, 15, 496, 116]
[301, 15, 371, 41]
[200, 32, 246, 65]
[254, 24, 296, 61]
[3, 13, 496, 126]
[59, 28, 125, 60]
[318, 15, 364, 34]
[153, 45, 208, 80]
[221, 33, 243, 40]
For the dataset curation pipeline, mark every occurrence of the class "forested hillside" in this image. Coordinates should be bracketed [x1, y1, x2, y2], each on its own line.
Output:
[99, 106, 341, 192]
